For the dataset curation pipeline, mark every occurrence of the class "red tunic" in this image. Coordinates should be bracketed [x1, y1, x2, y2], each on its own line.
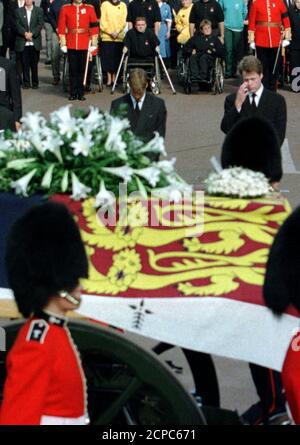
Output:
[57, 3, 99, 50]
[282, 334, 300, 424]
[0, 314, 87, 425]
[248, 0, 290, 48]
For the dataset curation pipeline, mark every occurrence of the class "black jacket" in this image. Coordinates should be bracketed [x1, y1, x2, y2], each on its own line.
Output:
[14, 6, 44, 52]
[220, 87, 287, 146]
[184, 32, 225, 58]
[48, 0, 69, 30]
[0, 105, 16, 131]
[0, 56, 22, 121]
[127, 0, 161, 29]
[189, 0, 224, 31]
[124, 28, 160, 58]
[110, 92, 167, 144]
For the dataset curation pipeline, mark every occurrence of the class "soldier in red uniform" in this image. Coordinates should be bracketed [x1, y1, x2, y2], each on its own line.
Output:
[58, 0, 99, 100]
[248, 0, 291, 90]
[263, 205, 300, 424]
[0, 202, 89, 425]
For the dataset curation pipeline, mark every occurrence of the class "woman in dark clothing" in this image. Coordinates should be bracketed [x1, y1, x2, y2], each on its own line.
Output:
[184, 19, 225, 81]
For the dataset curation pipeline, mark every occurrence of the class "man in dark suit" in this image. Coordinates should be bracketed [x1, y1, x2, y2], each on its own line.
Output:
[110, 68, 167, 162]
[0, 56, 22, 130]
[220, 55, 287, 146]
[220, 56, 288, 426]
[14, 0, 44, 88]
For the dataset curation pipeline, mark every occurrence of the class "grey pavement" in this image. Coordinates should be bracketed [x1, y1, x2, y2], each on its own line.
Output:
[16, 55, 300, 416]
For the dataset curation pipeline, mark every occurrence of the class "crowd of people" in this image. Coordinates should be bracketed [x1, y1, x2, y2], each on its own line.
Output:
[0, 0, 300, 428]
[0, 0, 299, 99]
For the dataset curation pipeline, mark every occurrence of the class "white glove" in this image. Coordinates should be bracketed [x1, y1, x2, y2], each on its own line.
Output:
[282, 39, 290, 48]
[90, 46, 97, 52]
[249, 42, 256, 50]
[155, 46, 160, 54]
[61, 45, 67, 54]
[122, 46, 128, 54]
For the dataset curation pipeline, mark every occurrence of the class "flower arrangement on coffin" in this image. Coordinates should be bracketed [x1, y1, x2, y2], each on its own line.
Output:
[204, 167, 274, 198]
[0, 106, 191, 207]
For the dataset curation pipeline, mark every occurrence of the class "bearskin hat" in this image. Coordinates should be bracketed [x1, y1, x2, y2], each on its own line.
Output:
[5, 201, 88, 317]
[263, 206, 300, 315]
[221, 116, 282, 182]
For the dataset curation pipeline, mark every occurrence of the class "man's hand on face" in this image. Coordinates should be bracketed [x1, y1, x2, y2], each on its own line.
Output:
[235, 81, 248, 111]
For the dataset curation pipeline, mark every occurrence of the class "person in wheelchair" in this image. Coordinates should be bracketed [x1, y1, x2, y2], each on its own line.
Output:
[184, 19, 225, 82]
[123, 16, 160, 62]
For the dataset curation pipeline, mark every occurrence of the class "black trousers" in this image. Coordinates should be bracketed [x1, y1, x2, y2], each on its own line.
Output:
[256, 46, 280, 91]
[21, 46, 40, 87]
[189, 53, 214, 81]
[68, 49, 87, 97]
[249, 363, 285, 423]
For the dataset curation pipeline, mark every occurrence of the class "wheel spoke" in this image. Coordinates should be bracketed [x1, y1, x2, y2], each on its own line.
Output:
[94, 377, 143, 424]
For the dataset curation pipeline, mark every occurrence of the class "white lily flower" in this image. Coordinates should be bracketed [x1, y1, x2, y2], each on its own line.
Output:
[71, 172, 92, 200]
[21, 112, 46, 133]
[134, 167, 161, 187]
[51, 105, 77, 138]
[102, 165, 134, 183]
[41, 164, 55, 189]
[136, 132, 167, 156]
[83, 107, 104, 131]
[61, 170, 69, 193]
[152, 185, 183, 203]
[71, 131, 93, 157]
[0, 136, 13, 152]
[11, 169, 37, 196]
[94, 180, 116, 209]
[11, 137, 31, 152]
[166, 174, 192, 193]
[39, 128, 63, 162]
[31, 134, 46, 156]
[6, 158, 36, 170]
[156, 158, 176, 174]
[104, 115, 129, 160]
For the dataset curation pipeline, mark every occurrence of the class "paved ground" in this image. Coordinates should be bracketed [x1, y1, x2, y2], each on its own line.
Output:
[16, 55, 300, 417]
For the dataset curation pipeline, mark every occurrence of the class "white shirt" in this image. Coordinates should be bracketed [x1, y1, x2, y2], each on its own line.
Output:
[236, 83, 264, 112]
[248, 83, 264, 107]
[130, 92, 146, 110]
[25, 8, 34, 47]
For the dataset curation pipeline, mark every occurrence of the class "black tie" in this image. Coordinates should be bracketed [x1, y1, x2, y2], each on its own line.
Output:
[134, 100, 140, 115]
[251, 93, 257, 111]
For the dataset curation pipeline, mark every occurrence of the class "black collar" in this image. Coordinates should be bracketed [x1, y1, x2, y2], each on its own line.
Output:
[34, 310, 67, 327]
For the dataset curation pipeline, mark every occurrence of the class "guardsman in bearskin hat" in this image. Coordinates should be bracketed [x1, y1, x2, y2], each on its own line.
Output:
[248, 0, 291, 90]
[221, 115, 289, 424]
[221, 115, 283, 187]
[264, 206, 300, 424]
[57, 0, 99, 100]
[0, 202, 89, 425]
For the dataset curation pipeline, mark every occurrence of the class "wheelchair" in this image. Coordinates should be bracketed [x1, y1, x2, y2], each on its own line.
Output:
[177, 49, 225, 95]
[121, 55, 162, 95]
[62, 53, 103, 94]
